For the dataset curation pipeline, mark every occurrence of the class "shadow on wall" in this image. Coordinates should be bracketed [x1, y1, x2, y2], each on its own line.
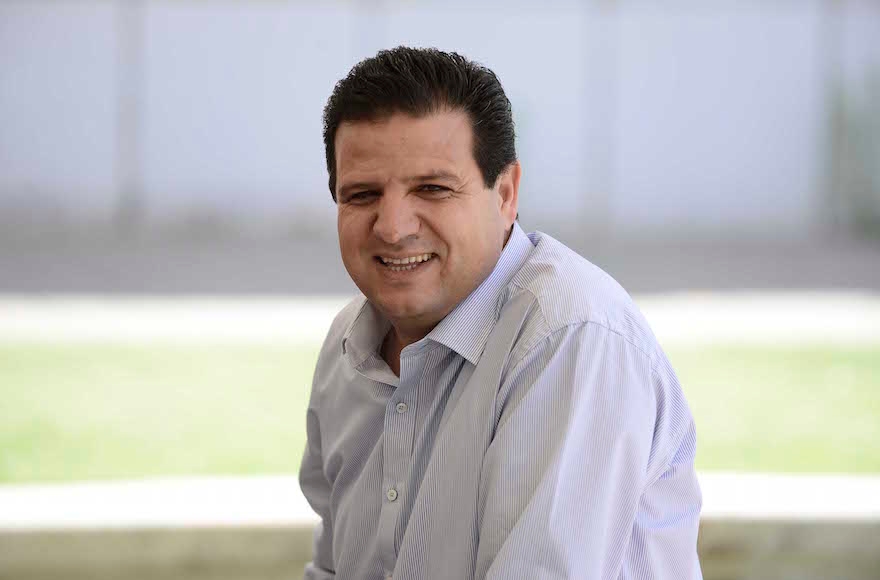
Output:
[833, 67, 880, 236]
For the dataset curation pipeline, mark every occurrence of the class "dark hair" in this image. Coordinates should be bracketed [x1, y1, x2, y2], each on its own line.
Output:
[323, 46, 517, 201]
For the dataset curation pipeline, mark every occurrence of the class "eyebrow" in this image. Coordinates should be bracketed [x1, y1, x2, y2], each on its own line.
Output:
[409, 171, 460, 183]
[338, 171, 462, 198]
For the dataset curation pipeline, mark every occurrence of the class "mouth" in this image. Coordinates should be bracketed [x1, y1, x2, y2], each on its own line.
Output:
[374, 252, 437, 273]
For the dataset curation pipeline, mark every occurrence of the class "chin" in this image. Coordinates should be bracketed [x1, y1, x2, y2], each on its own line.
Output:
[378, 295, 437, 323]
[382, 300, 428, 320]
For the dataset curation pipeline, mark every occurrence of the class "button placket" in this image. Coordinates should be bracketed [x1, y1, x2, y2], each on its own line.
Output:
[376, 351, 424, 572]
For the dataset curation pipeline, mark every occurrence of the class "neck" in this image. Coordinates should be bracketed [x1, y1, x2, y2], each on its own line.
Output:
[381, 323, 432, 376]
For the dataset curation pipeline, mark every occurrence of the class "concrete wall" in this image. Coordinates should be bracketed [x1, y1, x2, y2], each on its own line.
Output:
[2, 519, 879, 580]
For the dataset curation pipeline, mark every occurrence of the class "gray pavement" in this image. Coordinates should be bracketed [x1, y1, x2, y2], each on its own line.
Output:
[2, 231, 879, 295]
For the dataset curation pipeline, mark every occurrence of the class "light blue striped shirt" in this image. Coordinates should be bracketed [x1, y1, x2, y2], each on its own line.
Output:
[299, 223, 702, 579]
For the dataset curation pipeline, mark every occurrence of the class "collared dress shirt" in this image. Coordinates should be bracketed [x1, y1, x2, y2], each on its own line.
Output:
[299, 223, 703, 579]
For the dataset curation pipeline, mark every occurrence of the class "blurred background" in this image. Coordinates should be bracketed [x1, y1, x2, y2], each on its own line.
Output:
[1, 1, 879, 579]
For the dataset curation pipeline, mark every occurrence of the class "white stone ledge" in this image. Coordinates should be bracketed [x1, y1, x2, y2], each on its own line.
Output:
[1, 472, 879, 531]
[0, 476, 318, 531]
[1, 473, 879, 580]
[1, 292, 878, 346]
[699, 472, 880, 521]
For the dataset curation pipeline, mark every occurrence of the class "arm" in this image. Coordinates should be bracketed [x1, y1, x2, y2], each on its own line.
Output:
[618, 420, 702, 579]
[299, 406, 336, 580]
[474, 323, 701, 580]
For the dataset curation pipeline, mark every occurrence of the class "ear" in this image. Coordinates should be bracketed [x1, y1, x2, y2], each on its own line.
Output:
[496, 161, 521, 229]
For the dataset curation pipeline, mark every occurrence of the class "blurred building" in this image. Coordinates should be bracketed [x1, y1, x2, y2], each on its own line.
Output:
[1, 0, 879, 243]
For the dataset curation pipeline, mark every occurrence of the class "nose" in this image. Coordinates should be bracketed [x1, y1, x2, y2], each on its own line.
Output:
[372, 192, 420, 245]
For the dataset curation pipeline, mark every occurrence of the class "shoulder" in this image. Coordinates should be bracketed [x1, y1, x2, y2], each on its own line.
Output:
[507, 231, 662, 367]
[501, 232, 694, 480]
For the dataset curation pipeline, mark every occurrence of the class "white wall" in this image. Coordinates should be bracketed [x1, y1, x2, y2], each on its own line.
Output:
[1, 0, 877, 237]
[611, 3, 827, 235]
[0, 1, 117, 220]
[141, 2, 354, 222]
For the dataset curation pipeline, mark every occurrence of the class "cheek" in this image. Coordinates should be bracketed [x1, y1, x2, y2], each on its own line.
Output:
[338, 213, 367, 252]
[337, 234, 364, 279]
[442, 229, 491, 281]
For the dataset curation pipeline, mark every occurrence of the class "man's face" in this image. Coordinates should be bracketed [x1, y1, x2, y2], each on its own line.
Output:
[334, 109, 519, 340]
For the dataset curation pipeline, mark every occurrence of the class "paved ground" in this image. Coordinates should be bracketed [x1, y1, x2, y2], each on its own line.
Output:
[2, 232, 879, 295]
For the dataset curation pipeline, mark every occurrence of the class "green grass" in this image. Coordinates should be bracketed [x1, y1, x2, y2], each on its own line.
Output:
[0, 343, 878, 483]
[667, 346, 880, 474]
[0, 344, 319, 483]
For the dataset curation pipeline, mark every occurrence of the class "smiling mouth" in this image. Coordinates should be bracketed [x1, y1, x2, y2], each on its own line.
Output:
[375, 253, 436, 272]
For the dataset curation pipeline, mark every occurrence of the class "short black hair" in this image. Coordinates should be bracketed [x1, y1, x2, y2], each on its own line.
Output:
[323, 46, 517, 201]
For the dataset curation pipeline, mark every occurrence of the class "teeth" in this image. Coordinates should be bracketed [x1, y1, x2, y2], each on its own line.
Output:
[380, 253, 433, 265]
[380, 253, 434, 271]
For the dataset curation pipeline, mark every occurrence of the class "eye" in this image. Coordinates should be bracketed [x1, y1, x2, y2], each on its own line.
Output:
[417, 184, 450, 196]
[345, 191, 378, 204]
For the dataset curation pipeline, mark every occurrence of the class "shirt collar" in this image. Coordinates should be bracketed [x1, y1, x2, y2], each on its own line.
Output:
[341, 298, 390, 369]
[341, 222, 535, 367]
[423, 221, 534, 365]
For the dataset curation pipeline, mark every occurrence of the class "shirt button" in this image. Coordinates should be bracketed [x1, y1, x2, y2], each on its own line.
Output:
[395, 402, 408, 414]
[386, 488, 398, 502]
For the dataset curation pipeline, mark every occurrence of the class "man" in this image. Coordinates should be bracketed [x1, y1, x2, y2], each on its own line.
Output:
[300, 47, 702, 579]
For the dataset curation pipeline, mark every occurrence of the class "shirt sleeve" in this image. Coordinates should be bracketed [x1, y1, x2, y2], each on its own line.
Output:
[299, 406, 336, 580]
[474, 322, 702, 580]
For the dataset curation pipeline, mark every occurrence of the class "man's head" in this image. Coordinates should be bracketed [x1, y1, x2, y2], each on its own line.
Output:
[323, 46, 517, 199]
[324, 47, 521, 344]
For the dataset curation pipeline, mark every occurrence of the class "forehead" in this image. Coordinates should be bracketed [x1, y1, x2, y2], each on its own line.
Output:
[334, 110, 476, 177]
